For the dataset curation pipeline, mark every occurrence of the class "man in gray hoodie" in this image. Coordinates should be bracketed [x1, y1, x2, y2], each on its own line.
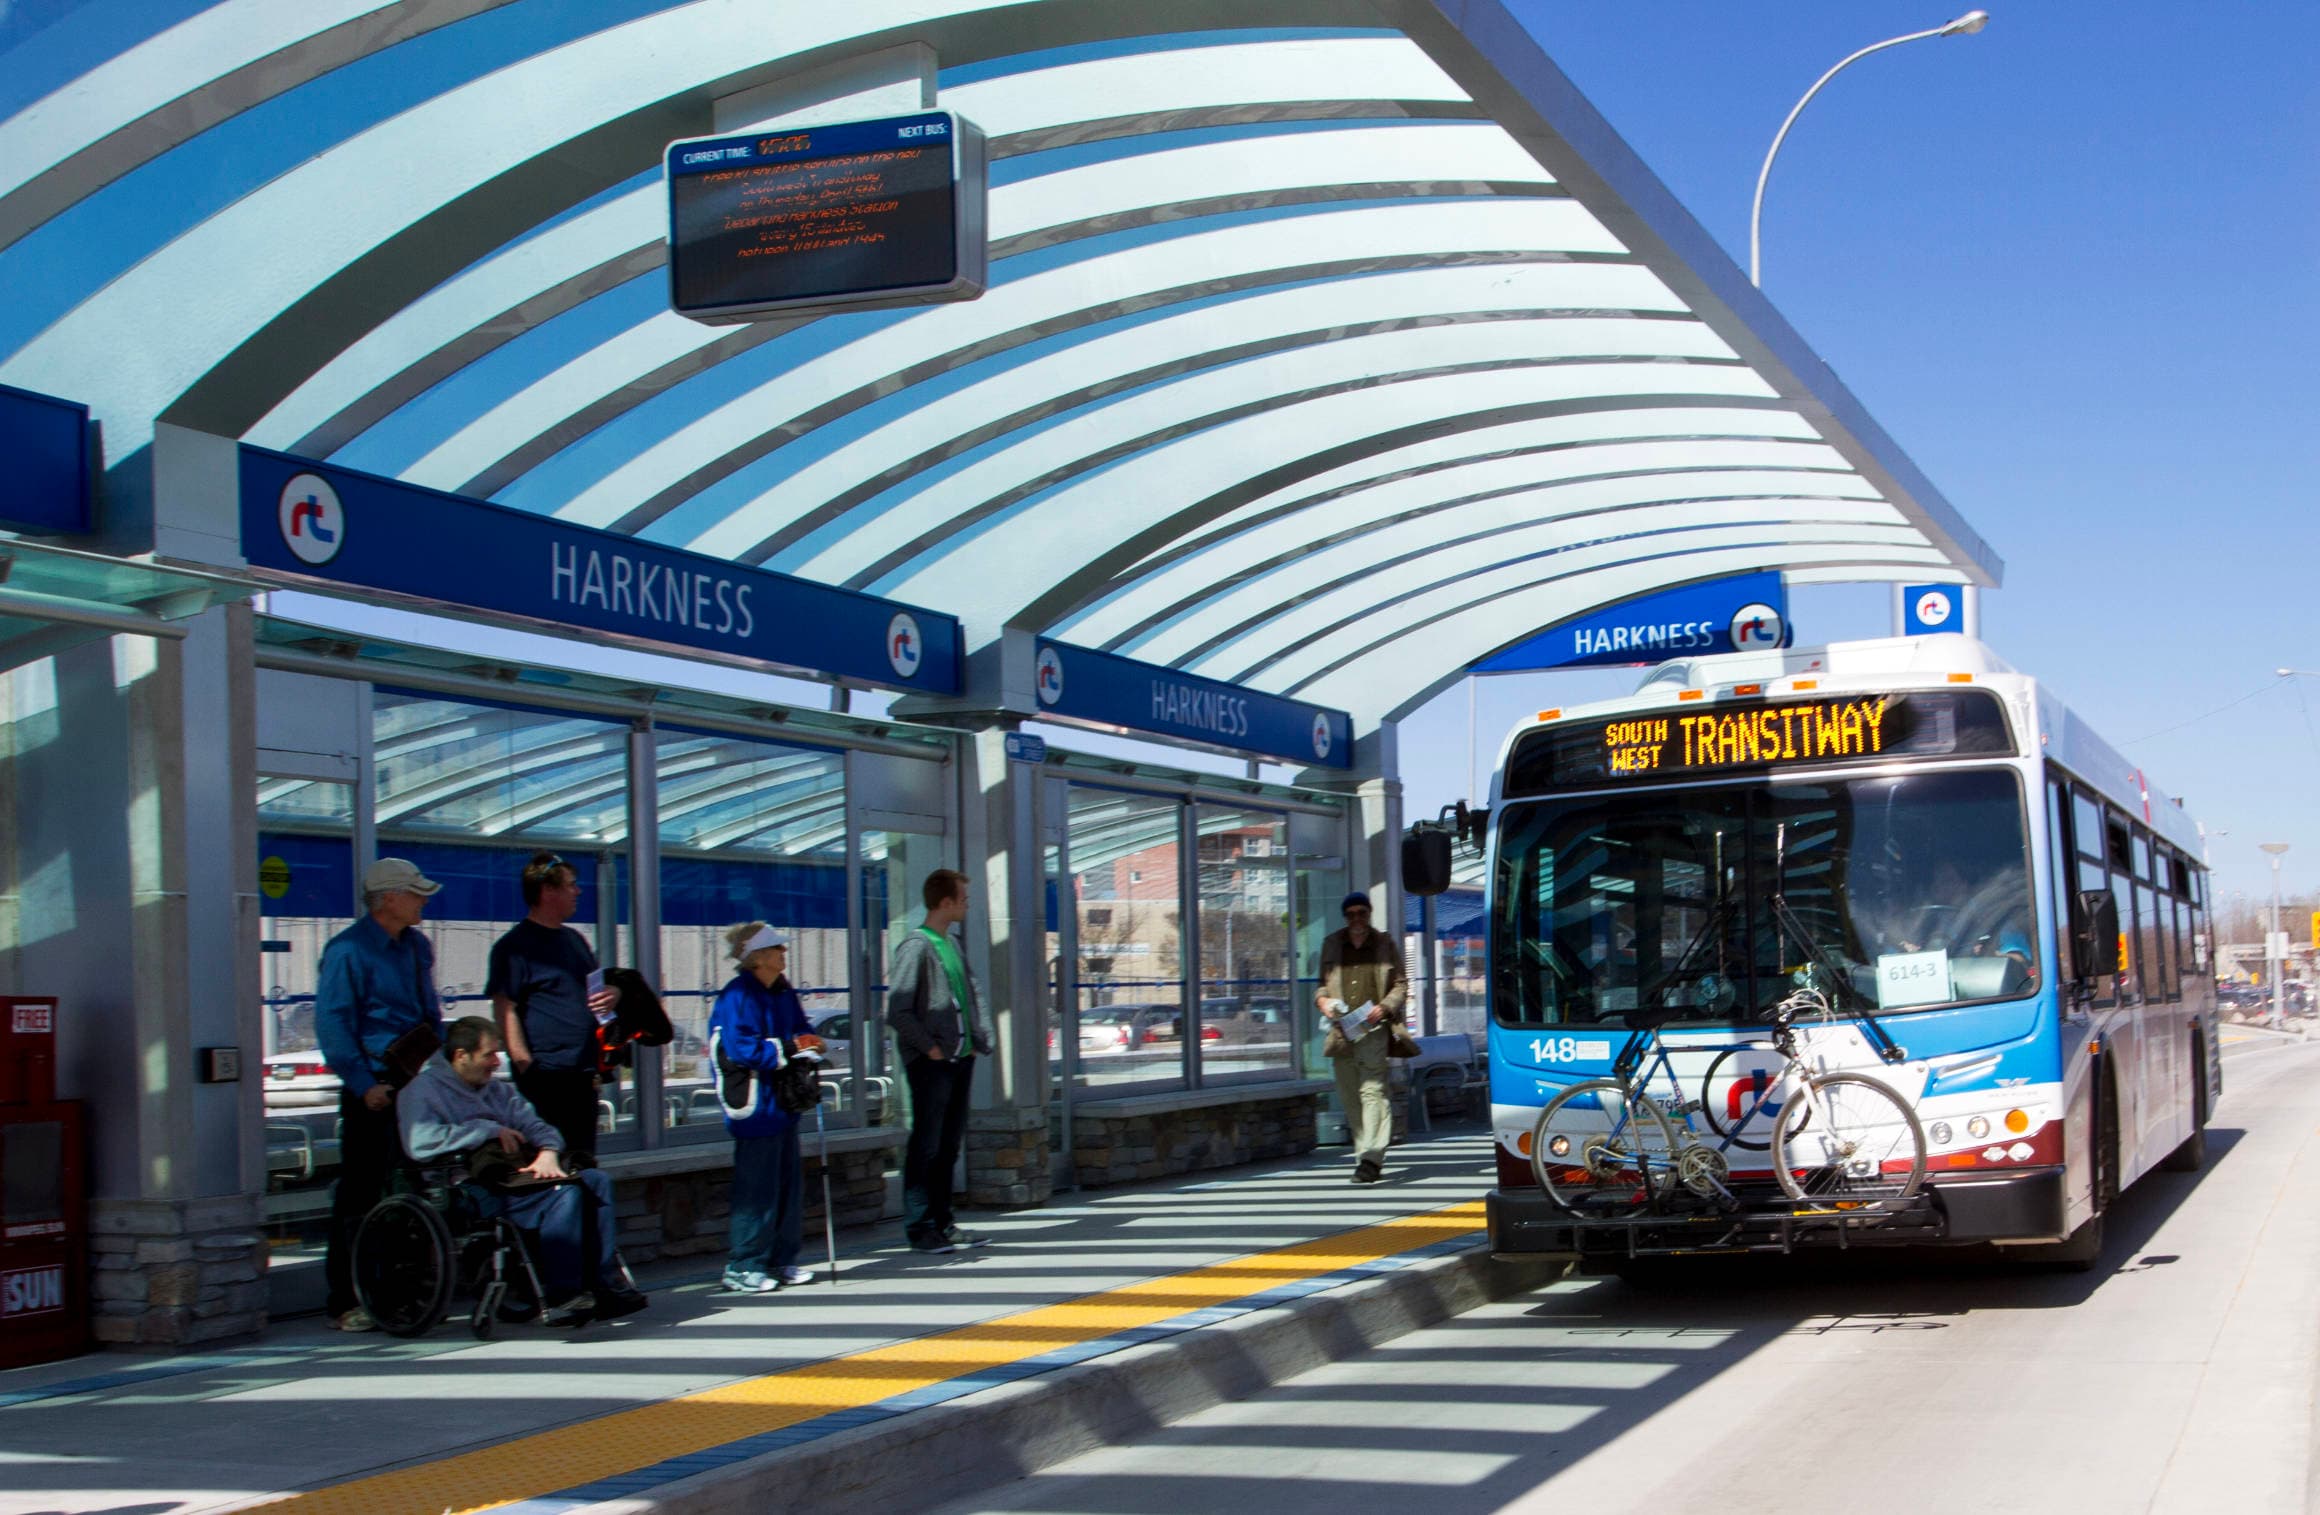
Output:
[398, 1016, 645, 1324]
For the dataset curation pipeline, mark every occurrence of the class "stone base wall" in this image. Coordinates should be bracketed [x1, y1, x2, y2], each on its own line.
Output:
[966, 1106, 1051, 1208]
[611, 1147, 889, 1266]
[91, 1195, 268, 1347]
[1071, 1092, 1320, 1189]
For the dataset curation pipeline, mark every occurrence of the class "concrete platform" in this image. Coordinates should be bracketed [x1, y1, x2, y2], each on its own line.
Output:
[0, 1128, 1532, 1515]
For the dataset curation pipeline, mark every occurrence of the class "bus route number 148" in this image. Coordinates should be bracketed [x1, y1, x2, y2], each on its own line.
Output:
[1529, 1036, 1609, 1064]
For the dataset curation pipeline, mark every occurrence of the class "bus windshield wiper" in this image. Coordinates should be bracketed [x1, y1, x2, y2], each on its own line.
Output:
[1770, 822, 1899, 1056]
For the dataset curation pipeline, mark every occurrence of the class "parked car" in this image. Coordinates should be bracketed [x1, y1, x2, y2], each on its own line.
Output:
[1205, 998, 1295, 1047]
[262, 1049, 340, 1111]
[1075, 1003, 1202, 1054]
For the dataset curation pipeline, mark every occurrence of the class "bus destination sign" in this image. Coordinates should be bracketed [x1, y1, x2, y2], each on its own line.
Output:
[1606, 697, 1894, 776]
[665, 111, 988, 324]
[1506, 689, 2014, 796]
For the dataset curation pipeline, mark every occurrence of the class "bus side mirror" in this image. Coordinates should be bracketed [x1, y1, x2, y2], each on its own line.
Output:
[2071, 890, 2119, 978]
[1403, 828, 1453, 897]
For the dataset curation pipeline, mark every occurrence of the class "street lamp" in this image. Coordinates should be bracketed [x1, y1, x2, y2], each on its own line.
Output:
[2261, 841, 2291, 1027]
[1750, 10, 1991, 287]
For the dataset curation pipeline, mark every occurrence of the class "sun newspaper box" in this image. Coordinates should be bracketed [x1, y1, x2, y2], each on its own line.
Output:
[0, 997, 86, 1369]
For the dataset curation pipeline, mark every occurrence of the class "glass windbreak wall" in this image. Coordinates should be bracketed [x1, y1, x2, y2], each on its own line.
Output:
[653, 731, 849, 1135]
[1195, 805, 1293, 1083]
[862, 824, 950, 1132]
[1291, 854, 1350, 1079]
[1060, 787, 1186, 1091]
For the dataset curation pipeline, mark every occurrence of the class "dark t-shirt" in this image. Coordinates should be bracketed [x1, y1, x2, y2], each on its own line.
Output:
[486, 919, 600, 1071]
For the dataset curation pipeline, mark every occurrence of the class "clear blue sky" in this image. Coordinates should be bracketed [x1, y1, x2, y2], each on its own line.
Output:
[1400, 0, 2320, 911]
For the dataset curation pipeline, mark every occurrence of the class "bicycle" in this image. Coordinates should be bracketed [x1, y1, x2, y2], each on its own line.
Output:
[1527, 987, 1926, 1215]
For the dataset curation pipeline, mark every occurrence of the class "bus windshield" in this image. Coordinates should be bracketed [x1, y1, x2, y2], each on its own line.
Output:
[1491, 766, 2038, 1028]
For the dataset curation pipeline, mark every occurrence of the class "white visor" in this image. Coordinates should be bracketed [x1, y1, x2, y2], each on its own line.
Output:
[742, 925, 789, 956]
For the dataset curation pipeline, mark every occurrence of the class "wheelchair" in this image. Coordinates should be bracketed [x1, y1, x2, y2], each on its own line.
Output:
[350, 1163, 637, 1339]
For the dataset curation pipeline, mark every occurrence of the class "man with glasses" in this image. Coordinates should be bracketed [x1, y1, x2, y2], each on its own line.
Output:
[491, 852, 620, 1166]
[314, 857, 445, 1331]
[1317, 891, 1410, 1184]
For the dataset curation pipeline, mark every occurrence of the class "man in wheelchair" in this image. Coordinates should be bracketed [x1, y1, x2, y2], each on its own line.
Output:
[398, 1016, 647, 1326]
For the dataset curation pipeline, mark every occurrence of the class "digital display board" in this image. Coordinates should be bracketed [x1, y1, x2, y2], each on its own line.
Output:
[1505, 689, 2014, 796]
[665, 111, 987, 324]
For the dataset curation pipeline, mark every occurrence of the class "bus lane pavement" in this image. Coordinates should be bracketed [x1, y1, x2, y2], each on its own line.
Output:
[936, 1034, 2320, 1515]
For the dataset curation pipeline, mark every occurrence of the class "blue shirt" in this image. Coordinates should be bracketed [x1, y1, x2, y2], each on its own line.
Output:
[315, 915, 444, 1096]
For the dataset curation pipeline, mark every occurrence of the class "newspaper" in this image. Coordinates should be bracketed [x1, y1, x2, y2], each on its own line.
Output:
[1328, 1000, 1381, 1040]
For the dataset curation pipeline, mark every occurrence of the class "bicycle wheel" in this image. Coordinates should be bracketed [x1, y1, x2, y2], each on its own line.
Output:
[1531, 1078, 1680, 1216]
[1771, 1072, 1926, 1203]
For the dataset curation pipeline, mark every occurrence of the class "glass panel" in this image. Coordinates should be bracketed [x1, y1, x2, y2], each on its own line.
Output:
[256, 776, 356, 1268]
[2046, 777, 2074, 980]
[1435, 887, 1488, 1051]
[2079, 855, 2119, 1007]
[1194, 805, 1292, 1083]
[2073, 791, 2105, 859]
[1067, 786, 1185, 1090]
[2144, 880, 2173, 1000]
[861, 823, 949, 1134]
[1293, 857, 1350, 1077]
[369, 694, 633, 1151]
[655, 730, 849, 1134]
[1493, 768, 2037, 1029]
[2115, 878, 2142, 1003]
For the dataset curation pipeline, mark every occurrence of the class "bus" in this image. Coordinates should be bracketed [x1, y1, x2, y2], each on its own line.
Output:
[1473, 634, 2218, 1268]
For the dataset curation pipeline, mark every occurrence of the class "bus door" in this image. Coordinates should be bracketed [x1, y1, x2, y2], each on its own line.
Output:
[2105, 813, 2163, 1173]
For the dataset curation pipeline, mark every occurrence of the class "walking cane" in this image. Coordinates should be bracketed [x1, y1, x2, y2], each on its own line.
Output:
[816, 1090, 839, 1287]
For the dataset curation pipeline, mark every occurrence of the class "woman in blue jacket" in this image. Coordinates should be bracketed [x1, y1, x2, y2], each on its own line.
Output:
[708, 921, 822, 1292]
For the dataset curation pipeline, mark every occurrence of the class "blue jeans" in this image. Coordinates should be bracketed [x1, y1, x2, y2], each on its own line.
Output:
[729, 1126, 803, 1273]
[473, 1168, 619, 1305]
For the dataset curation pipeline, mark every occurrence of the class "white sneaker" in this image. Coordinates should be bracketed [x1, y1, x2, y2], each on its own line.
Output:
[721, 1267, 778, 1294]
[776, 1265, 815, 1287]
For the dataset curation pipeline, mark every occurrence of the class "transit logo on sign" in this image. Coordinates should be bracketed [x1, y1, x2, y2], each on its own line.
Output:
[277, 473, 344, 566]
[886, 612, 922, 679]
[0, 1265, 64, 1318]
[1311, 711, 1333, 761]
[1729, 602, 1785, 650]
[1035, 645, 1064, 707]
[1914, 590, 1953, 628]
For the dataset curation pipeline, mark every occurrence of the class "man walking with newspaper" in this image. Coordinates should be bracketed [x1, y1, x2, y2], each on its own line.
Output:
[1317, 891, 1410, 1184]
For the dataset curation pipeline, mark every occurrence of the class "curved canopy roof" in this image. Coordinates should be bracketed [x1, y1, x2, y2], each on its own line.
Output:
[0, 0, 1999, 731]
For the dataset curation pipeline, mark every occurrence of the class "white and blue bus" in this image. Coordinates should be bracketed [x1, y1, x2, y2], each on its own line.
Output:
[1477, 635, 2218, 1266]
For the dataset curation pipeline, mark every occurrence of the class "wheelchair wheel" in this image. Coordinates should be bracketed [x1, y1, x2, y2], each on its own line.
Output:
[354, 1193, 454, 1337]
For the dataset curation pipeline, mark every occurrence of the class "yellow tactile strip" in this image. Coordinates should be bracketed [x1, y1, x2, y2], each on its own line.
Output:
[251, 1200, 1486, 1515]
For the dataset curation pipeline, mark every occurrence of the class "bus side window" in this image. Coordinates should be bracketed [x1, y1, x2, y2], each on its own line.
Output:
[2077, 852, 2116, 1007]
[2046, 776, 2076, 981]
[2103, 814, 2139, 1000]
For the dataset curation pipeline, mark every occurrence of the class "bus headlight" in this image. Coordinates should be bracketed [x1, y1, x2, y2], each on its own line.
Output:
[1966, 1116, 1991, 1139]
[1928, 1121, 1952, 1146]
[1548, 1134, 1571, 1158]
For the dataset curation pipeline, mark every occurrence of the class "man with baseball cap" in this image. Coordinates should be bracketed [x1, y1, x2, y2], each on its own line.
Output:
[314, 857, 445, 1331]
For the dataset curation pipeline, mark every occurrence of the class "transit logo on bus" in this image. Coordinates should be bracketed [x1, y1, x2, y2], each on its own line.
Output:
[277, 473, 344, 566]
